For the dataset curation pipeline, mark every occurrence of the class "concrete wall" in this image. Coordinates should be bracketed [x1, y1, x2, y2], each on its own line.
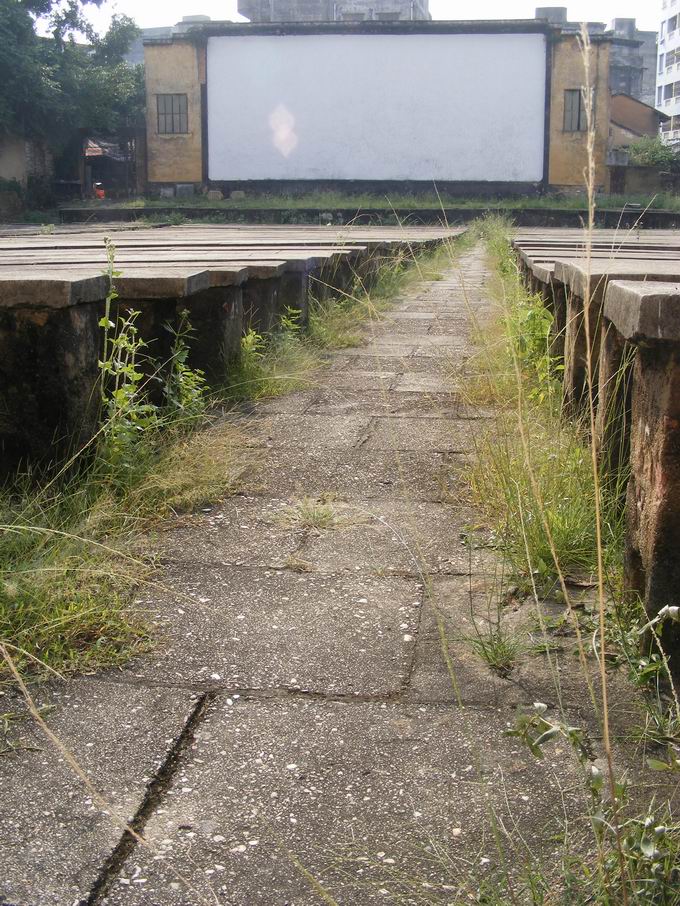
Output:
[610, 122, 639, 151]
[608, 21, 657, 108]
[207, 32, 547, 183]
[549, 36, 610, 190]
[607, 164, 677, 195]
[145, 41, 205, 185]
[610, 92, 663, 137]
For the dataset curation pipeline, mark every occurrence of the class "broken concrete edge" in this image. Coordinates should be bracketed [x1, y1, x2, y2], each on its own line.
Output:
[604, 281, 680, 345]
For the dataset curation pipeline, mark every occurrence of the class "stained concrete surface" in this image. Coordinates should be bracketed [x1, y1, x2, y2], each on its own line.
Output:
[100, 698, 582, 906]
[0, 247, 652, 906]
[0, 682, 200, 906]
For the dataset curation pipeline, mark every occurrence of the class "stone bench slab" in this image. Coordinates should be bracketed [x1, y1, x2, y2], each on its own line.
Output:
[604, 280, 680, 344]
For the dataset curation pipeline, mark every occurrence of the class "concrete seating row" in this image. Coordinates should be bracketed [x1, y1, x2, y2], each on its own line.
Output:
[513, 229, 680, 669]
[0, 223, 465, 463]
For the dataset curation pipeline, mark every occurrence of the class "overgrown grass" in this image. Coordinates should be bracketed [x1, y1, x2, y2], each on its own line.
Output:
[461, 198, 680, 902]
[223, 322, 321, 401]
[225, 241, 463, 399]
[2, 235, 465, 678]
[0, 256, 254, 678]
[465, 216, 626, 590]
[63, 190, 680, 213]
[0, 420, 253, 677]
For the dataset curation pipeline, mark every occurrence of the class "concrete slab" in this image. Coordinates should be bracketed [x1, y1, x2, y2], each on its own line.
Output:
[125, 566, 423, 695]
[252, 448, 468, 503]
[0, 680, 199, 906]
[329, 354, 448, 374]
[303, 388, 482, 420]
[363, 416, 473, 453]
[149, 496, 306, 567]
[257, 414, 373, 451]
[604, 280, 680, 343]
[554, 259, 680, 300]
[321, 369, 398, 391]
[100, 697, 583, 906]
[298, 500, 496, 575]
[336, 343, 421, 358]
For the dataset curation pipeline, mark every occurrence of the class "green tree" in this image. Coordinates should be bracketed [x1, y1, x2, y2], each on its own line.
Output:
[628, 136, 680, 170]
[0, 1, 143, 145]
[21, 0, 102, 40]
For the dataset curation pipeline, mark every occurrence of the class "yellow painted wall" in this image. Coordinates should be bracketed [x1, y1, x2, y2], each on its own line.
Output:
[549, 36, 610, 191]
[145, 41, 204, 184]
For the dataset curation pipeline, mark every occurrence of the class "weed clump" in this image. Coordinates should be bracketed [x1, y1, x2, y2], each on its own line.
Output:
[0, 242, 249, 678]
[466, 217, 626, 589]
[225, 317, 319, 401]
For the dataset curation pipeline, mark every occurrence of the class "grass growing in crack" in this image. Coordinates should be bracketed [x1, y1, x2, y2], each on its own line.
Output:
[283, 555, 315, 573]
[469, 626, 525, 677]
[277, 497, 342, 532]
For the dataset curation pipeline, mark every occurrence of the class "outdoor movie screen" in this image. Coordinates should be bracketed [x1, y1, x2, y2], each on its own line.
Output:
[207, 32, 547, 183]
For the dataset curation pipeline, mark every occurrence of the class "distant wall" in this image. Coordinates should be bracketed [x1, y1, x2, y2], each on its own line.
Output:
[607, 164, 678, 195]
[206, 32, 548, 183]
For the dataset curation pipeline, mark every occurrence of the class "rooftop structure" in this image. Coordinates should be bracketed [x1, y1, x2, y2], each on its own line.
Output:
[535, 8, 657, 107]
[237, 1, 431, 22]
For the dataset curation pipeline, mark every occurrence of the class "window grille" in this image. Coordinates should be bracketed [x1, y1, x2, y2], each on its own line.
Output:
[157, 94, 189, 134]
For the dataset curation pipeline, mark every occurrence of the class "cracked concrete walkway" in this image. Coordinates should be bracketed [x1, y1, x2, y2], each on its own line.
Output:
[1, 248, 586, 906]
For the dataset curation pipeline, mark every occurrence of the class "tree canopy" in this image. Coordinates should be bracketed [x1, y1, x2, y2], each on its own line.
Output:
[628, 136, 680, 171]
[0, 1, 144, 147]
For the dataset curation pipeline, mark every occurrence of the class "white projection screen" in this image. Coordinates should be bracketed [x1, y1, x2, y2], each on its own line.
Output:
[207, 33, 547, 183]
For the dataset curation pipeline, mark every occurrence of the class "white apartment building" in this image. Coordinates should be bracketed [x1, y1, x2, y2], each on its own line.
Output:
[657, 0, 680, 140]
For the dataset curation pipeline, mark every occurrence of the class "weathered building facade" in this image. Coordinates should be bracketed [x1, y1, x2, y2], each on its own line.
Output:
[536, 8, 656, 108]
[548, 33, 611, 191]
[657, 0, 680, 143]
[143, 19, 611, 194]
[608, 18, 657, 108]
[237, 1, 431, 21]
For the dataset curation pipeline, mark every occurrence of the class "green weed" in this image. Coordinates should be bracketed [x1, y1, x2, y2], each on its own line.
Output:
[224, 322, 320, 400]
[466, 220, 625, 589]
[468, 626, 525, 677]
[0, 243, 247, 678]
[277, 496, 342, 532]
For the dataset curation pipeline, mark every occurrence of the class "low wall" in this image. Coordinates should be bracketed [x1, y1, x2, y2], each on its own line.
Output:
[517, 239, 680, 674]
[59, 206, 680, 229]
[602, 282, 680, 672]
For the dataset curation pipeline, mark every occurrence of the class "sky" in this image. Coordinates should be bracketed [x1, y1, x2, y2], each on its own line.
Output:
[84, 0, 660, 34]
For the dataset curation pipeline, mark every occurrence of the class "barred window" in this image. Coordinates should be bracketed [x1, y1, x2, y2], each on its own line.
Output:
[563, 88, 589, 132]
[157, 94, 188, 134]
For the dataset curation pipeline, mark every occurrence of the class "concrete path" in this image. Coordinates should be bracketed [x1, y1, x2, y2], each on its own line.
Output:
[2, 248, 594, 905]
